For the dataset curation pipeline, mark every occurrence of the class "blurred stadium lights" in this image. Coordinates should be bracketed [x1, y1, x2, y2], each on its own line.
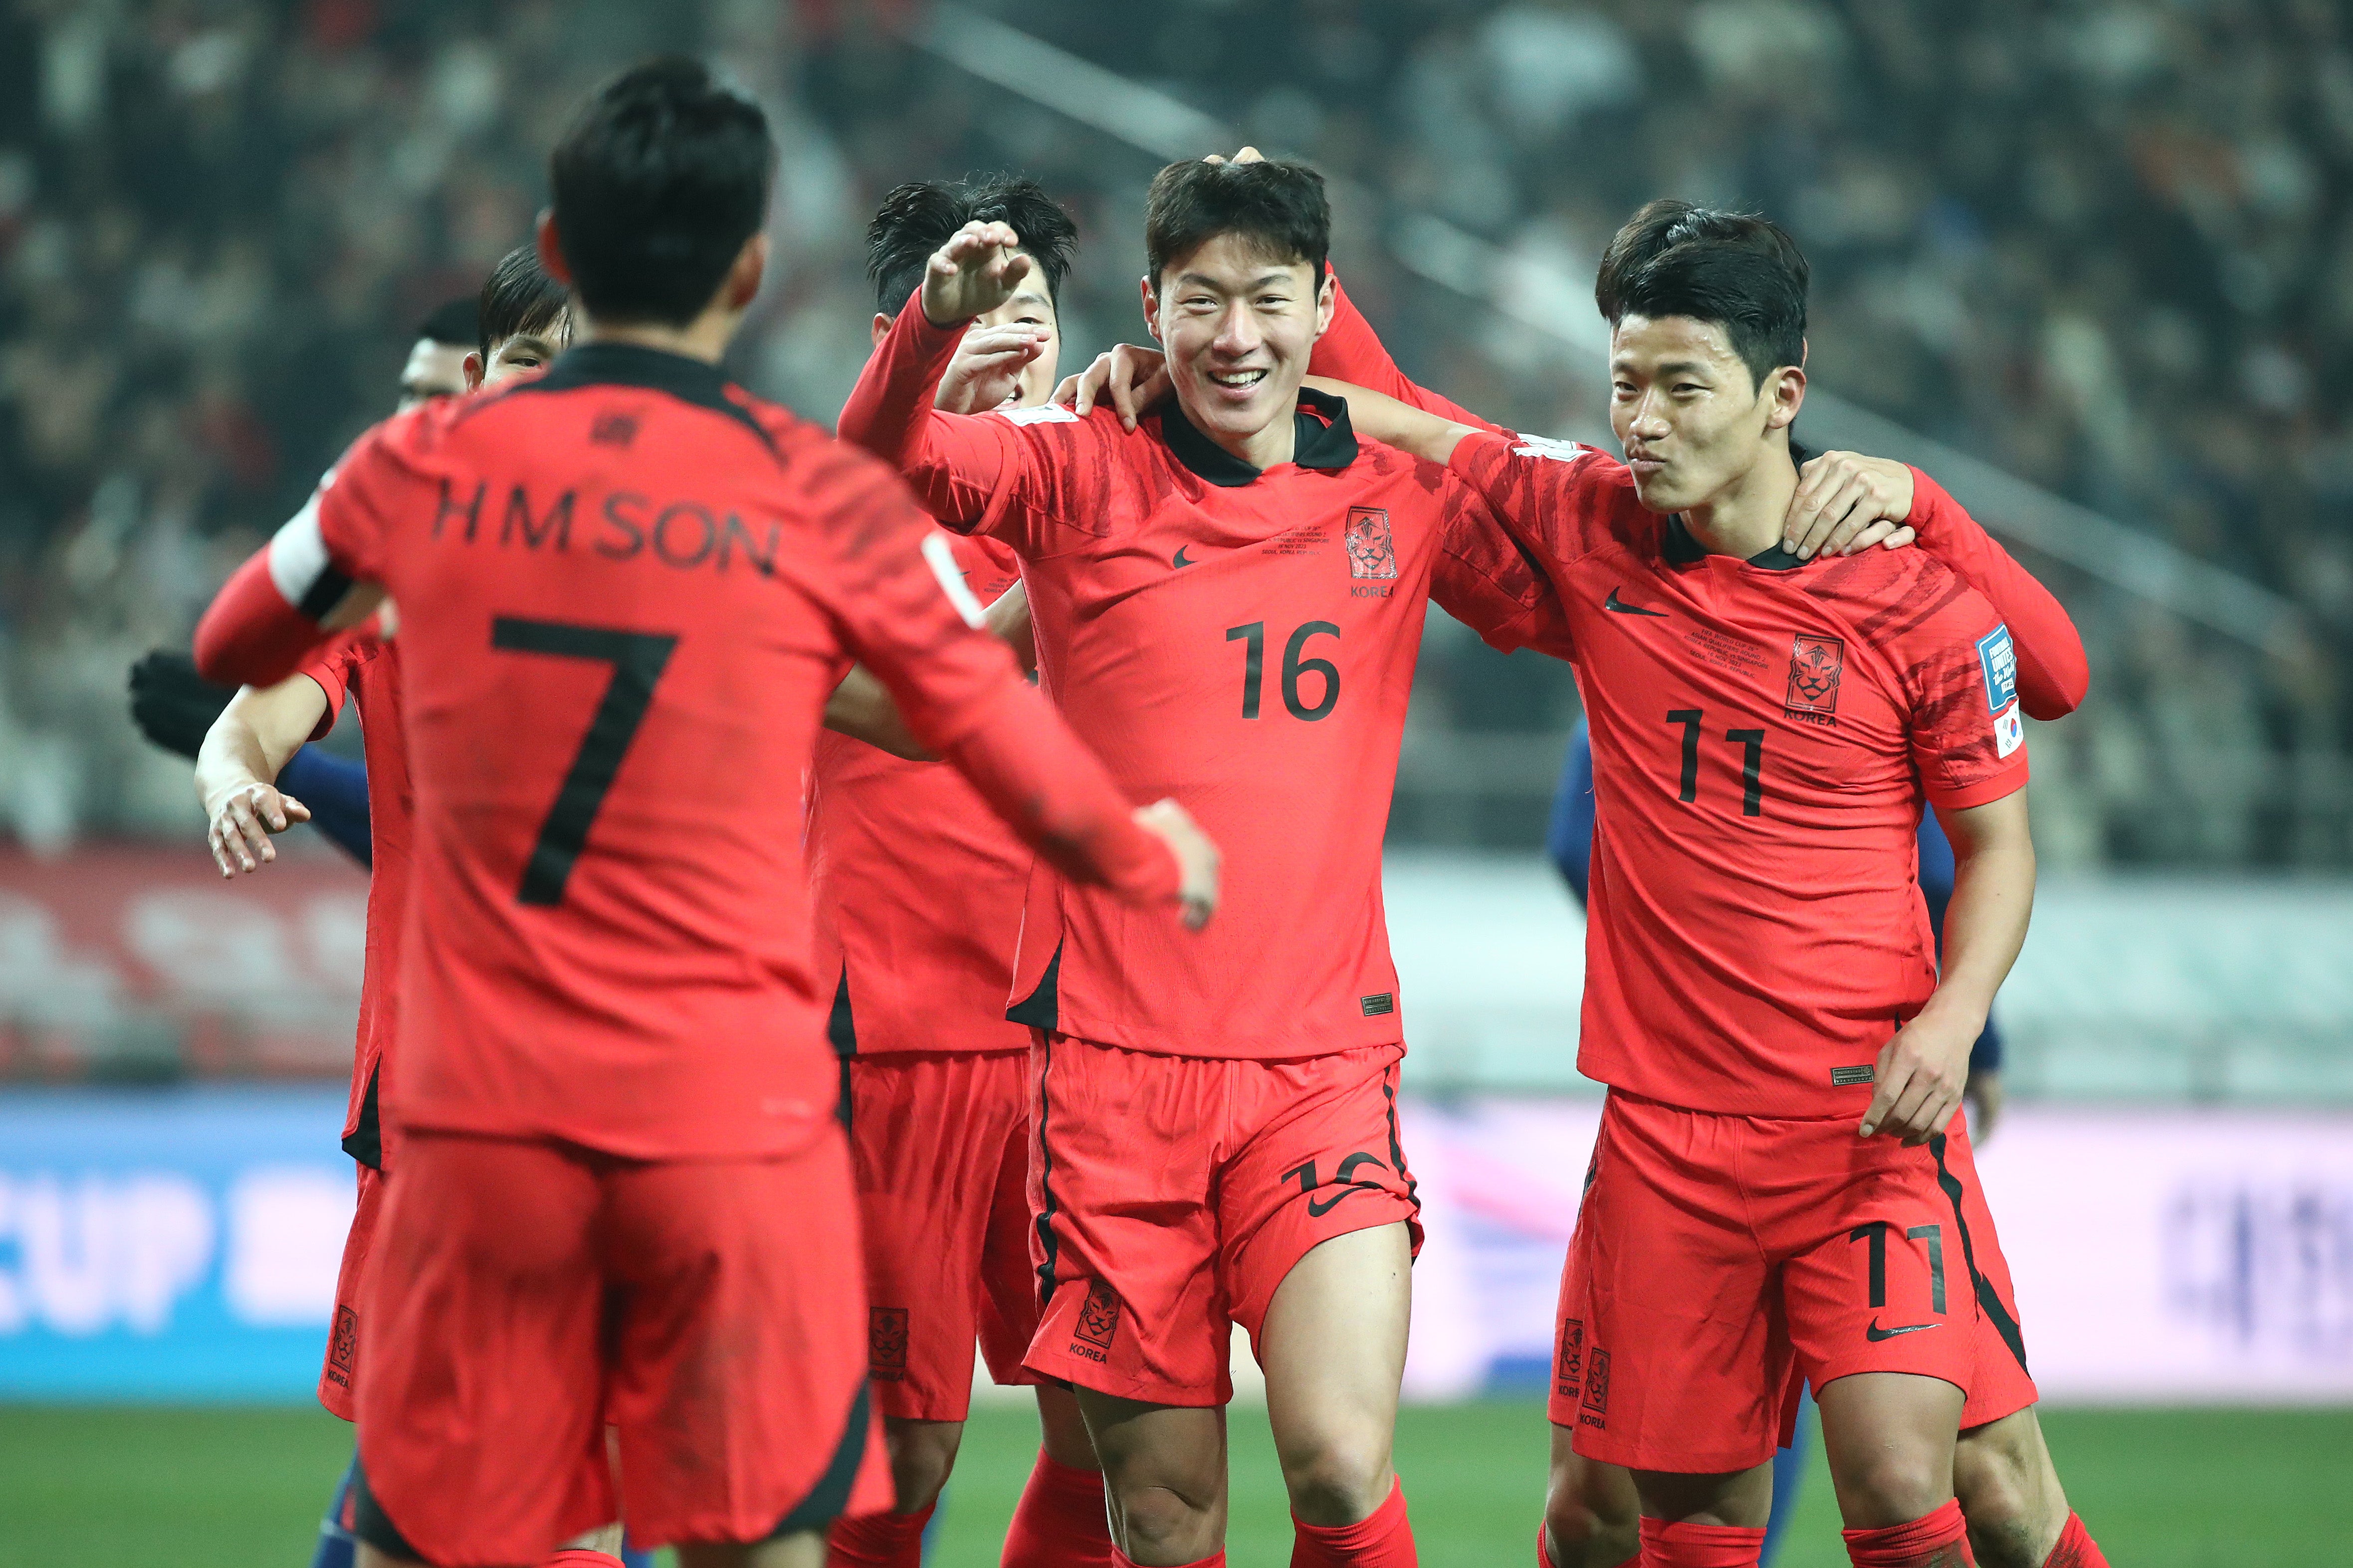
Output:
[916, 2, 2302, 657]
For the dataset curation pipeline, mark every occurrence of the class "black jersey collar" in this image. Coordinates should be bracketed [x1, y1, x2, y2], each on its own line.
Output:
[521, 341, 776, 457]
[1159, 385, 1360, 488]
[1663, 513, 1807, 571]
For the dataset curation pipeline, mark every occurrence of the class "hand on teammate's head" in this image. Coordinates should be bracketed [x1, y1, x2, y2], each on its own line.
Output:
[938, 323, 1050, 414]
[1056, 343, 1170, 430]
[922, 220, 1035, 329]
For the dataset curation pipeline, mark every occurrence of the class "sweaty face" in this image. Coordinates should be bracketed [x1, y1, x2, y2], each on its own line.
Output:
[397, 339, 471, 410]
[481, 311, 573, 389]
[1608, 315, 1786, 514]
[1145, 233, 1329, 450]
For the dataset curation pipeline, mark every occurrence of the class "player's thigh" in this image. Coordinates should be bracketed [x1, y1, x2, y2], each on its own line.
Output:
[1024, 1034, 1228, 1405]
[1258, 1222, 1411, 1507]
[1776, 1128, 1981, 1401]
[847, 1051, 1019, 1421]
[1556, 1094, 1781, 1475]
[1076, 1387, 1229, 1530]
[352, 1134, 613, 1564]
[1218, 1044, 1420, 1352]
[603, 1131, 891, 1548]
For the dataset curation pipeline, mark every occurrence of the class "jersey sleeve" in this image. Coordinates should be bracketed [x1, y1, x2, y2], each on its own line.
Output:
[194, 428, 414, 689]
[1310, 272, 1507, 433]
[836, 294, 1108, 556]
[292, 632, 371, 741]
[1447, 428, 1630, 587]
[1905, 468, 2089, 721]
[1900, 582, 2033, 811]
[792, 445, 1180, 907]
[1430, 481, 1576, 658]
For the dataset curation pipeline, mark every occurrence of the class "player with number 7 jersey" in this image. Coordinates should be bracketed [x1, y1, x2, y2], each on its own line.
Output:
[189, 62, 1214, 1568]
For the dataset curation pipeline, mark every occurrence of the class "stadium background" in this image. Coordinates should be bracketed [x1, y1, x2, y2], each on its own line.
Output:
[0, 1, 2347, 1563]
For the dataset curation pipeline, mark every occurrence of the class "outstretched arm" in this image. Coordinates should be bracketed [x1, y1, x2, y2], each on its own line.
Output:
[824, 581, 1035, 761]
[195, 675, 329, 876]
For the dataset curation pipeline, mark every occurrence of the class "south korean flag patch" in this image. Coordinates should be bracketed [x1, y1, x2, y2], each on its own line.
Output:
[1977, 624, 2025, 759]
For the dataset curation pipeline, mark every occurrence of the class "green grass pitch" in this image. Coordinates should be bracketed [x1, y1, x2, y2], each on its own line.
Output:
[0, 1401, 2342, 1566]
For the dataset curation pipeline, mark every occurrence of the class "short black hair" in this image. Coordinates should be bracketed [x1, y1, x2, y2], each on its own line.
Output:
[548, 57, 774, 327]
[1594, 199, 1807, 388]
[866, 174, 1079, 315]
[478, 244, 569, 359]
[1143, 158, 1328, 291]
[416, 296, 478, 348]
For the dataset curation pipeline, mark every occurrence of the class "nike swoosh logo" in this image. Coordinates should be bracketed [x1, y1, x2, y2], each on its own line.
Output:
[1604, 588, 1666, 616]
[1172, 546, 1195, 569]
[1305, 1187, 1366, 1218]
[1866, 1319, 1941, 1341]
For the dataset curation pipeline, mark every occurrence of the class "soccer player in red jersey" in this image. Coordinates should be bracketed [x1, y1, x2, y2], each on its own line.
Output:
[192, 59, 1216, 1568]
[1311, 204, 2108, 1568]
[836, 155, 1923, 1568]
[197, 247, 618, 1568]
[814, 176, 1115, 1568]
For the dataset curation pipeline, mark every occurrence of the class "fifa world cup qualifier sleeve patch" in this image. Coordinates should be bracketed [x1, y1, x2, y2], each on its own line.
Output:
[1977, 624, 2025, 759]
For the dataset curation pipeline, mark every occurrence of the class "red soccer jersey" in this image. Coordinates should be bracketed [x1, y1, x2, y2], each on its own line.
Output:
[197, 342, 1178, 1160]
[839, 298, 1566, 1060]
[806, 529, 1031, 1056]
[1449, 430, 2030, 1114]
[297, 631, 411, 1166]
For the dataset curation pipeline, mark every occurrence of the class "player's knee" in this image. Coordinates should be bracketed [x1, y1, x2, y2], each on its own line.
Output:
[1951, 1446, 2045, 1568]
[1112, 1481, 1218, 1560]
[1836, 1448, 1949, 1531]
[1279, 1430, 1394, 1527]
[1542, 1482, 1640, 1566]
[880, 1417, 961, 1514]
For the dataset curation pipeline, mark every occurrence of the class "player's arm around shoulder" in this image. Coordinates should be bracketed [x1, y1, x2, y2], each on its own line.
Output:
[195, 672, 334, 876]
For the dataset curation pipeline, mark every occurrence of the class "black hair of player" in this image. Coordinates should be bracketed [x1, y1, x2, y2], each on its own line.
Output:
[1142, 157, 1328, 291]
[547, 56, 774, 327]
[477, 244, 569, 359]
[1593, 199, 1808, 390]
[867, 174, 1079, 315]
[416, 296, 478, 349]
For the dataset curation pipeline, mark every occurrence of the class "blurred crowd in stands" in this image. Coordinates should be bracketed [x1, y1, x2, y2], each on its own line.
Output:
[2, 0, 2348, 865]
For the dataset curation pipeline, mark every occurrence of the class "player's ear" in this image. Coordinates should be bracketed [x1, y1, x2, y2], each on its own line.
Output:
[535, 209, 573, 288]
[1312, 264, 1336, 341]
[723, 232, 769, 311]
[1140, 276, 1163, 344]
[871, 312, 892, 349]
[1765, 364, 1806, 431]
[462, 351, 485, 392]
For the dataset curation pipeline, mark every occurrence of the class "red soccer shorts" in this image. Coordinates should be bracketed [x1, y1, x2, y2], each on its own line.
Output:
[1023, 1034, 1422, 1406]
[846, 1048, 1042, 1421]
[318, 1160, 383, 1421]
[1549, 1090, 2038, 1473]
[353, 1129, 889, 1565]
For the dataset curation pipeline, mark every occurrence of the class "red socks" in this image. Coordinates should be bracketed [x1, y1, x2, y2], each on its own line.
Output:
[1290, 1478, 1416, 1568]
[1003, 1449, 1115, 1568]
[1112, 1551, 1224, 1568]
[1843, 1498, 1974, 1567]
[541, 1554, 623, 1568]
[1538, 1521, 1557, 1568]
[824, 1502, 935, 1568]
[2042, 1513, 2109, 1568]
[1636, 1516, 1768, 1566]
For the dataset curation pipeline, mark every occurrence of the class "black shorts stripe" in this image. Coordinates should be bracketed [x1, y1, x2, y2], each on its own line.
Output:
[1380, 1076, 1420, 1212]
[347, 1453, 424, 1561]
[1929, 1133, 2029, 1373]
[769, 1380, 872, 1538]
[1033, 1032, 1062, 1310]
[339, 1063, 383, 1169]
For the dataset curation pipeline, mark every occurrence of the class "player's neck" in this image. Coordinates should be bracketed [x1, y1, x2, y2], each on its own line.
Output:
[574, 306, 738, 367]
[1680, 444, 1797, 562]
[1180, 392, 1298, 473]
